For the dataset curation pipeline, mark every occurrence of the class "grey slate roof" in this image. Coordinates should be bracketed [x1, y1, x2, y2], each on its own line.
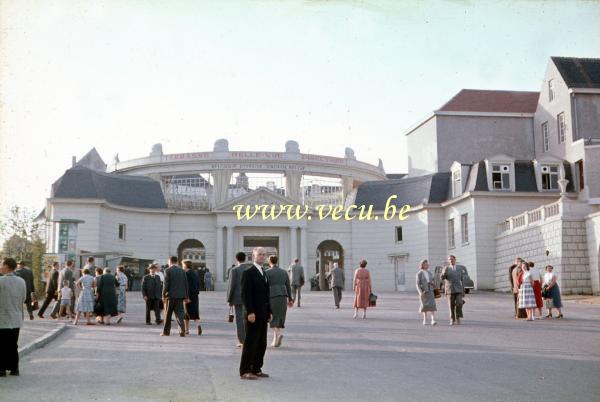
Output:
[552, 57, 600, 89]
[354, 173, 451, 210]
[75, 148, 107, 171]
[52, 166, 167, 209]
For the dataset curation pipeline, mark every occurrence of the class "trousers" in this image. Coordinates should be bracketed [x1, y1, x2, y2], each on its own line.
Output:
[448, 293, 464, 321]
[239, 318, 267, 375]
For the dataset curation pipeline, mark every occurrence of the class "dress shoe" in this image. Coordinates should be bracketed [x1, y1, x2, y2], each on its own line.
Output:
[156, 320, 163, 325]
[254, 372, 269, 378]
[240, 373, 258, 380]
[179, 332, 185, 337]
[37, 314, 44, 319]
[29, 314, 34, 320]
[146, 322, 152, 325]
[50, 314, 57, 319]
[198, 325, 202, 335]
[160, 333, 170, 336]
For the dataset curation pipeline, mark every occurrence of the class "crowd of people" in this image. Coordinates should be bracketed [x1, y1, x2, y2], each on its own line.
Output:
[0, 249, 568, 379]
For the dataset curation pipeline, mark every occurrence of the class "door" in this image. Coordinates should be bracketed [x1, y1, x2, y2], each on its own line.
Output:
[392, 256, 406, 291]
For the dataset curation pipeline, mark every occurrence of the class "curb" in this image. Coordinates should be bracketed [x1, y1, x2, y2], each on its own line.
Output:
[19, 323, 68, 358]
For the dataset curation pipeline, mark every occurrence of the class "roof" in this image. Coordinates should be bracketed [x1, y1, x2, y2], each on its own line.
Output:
[354, 173, 451, 210]
[552, 57, 600, 89]
[75, 148, 107, 171]
[474, 160, 575, 192]
[385, 173, 407, 180]
[437, 89, 540, 114]
[52, 166, 167, 209]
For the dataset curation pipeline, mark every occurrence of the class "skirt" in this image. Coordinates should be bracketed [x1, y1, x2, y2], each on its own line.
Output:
[269, 296, 288, 328]
[518, 282, 536, 309]
[418, 290, 437, 312]
[185, 294, 200, 320]
[546, 284, 563, 308]
[77, 289, 95, 313]
[532, 281, 543, 308]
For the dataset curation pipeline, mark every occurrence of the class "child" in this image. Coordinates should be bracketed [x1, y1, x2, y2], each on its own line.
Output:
[58, 280, 73, 320]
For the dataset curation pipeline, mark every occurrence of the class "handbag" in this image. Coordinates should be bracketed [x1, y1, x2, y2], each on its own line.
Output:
[31, 300, 39, 311]
[541, 285, 549, 299]
[433, 288, 441, 299]
[228, 305, 234, 323]
[369, 293, 378, 307]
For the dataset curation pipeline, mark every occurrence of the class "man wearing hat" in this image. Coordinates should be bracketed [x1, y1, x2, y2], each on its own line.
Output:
[141, 264, 163, 325]
[15, 261, 35, 320]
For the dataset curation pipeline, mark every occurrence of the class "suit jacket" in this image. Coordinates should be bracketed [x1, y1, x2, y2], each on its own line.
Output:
[0, 274, 27, 329]
[327, 267, 345, 288]
[288, 263, 305, 286]
[227, 263, 251, 305]
[15, 267, 35, 297]
[57, 268, 75, 293]
[141, 274, 162, 299]
[162, 265, 189, 299]
[46, 269, 59, 296]
[509, 264, 520, 294]
[241, 264, 272, 321]
[265, 266, 292, 299]
[441, 264, 469, 294]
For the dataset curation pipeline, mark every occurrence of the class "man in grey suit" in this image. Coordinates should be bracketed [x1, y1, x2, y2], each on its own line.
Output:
[51, 260, 75, 318]
[326, 262, 345, 309]
[441, 255, 470, 325]
[227, 252, 250, 347]
[15, 261, 35, 320]
[161, 256, 189, 337]
[288, 259, 305, 307]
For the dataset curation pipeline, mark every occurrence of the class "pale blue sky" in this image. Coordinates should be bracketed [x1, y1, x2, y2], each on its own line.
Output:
[1, 0, 599, 223]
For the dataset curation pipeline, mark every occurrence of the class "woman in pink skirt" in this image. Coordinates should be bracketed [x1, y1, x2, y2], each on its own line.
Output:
[353, 259, 372, 319]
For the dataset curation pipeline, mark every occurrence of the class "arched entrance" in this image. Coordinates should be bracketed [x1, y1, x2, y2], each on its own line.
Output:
[316, 240, 344, 291]
[177, 239, 206, 269]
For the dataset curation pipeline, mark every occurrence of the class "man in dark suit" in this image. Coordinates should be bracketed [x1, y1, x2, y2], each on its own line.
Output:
[161, 256, 189, 337]
[227, 252, 250, 347]
[142, 264, 163, 325]
[15, 261, 35, 320]
[239, 247, 272, 380]
[38, 262, 59, 318]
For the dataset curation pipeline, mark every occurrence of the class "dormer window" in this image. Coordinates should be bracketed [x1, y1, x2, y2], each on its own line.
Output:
[548, 79, 555, 102]
[491, 164, 511, 190]
[542, 122, 549, 152]
[541, 165, 559, 190]
[452, 169, 462, 198]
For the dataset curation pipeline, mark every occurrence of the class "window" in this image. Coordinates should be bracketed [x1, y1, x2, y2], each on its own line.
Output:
[491, 164, 511, 190]
[447, 219, 455, 249]
[542, 122, 549, 152]
[557, 113, 566, 144]
[118, 224, 126, 240]
[395, 226, 403, 243]
[541, 165, 560, 190]
[461, 214, 469, 244]
[548, 79, 555, 102]
[452, 169, 462, 198]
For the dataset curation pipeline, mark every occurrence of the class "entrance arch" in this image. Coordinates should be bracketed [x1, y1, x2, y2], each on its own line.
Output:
[177, 239, 206, 268]
[316, 240, 344, 290]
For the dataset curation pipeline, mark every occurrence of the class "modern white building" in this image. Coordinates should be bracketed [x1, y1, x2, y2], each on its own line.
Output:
[41, 56, 600, 294]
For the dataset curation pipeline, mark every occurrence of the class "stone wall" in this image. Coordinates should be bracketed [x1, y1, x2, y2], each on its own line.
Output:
[495, 216, 592, 295]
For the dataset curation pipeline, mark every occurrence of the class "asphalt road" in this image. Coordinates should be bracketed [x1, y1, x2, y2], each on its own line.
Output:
[2, 290, 600, 402]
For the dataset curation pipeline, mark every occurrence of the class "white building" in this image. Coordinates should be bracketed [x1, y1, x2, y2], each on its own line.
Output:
[42, 56, 600, 294]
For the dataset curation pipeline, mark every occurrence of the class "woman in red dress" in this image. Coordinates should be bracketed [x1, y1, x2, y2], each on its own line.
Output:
[353, 259, 372, 319]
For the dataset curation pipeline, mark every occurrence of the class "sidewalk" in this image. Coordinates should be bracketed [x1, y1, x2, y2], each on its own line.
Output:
[18, 317, 67, 357]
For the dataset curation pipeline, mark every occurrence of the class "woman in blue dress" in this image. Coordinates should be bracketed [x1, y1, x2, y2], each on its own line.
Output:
[73, 268, 95, 325]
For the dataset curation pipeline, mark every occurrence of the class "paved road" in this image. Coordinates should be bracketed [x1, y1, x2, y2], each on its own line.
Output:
[2, 291, 600, 401]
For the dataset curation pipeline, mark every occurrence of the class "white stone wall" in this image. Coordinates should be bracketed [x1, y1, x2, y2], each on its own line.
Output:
[495, 217, 592, 294]
[49, 202, 102, 255]
[585, 212, 600, 294]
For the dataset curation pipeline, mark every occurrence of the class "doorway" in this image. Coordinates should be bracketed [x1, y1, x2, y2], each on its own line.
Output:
[390, 255, 407, 291]
[243, 236, 279, 267]
[316, 240, 344, 290]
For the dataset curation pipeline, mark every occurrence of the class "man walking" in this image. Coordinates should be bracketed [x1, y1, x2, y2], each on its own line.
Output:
[288, 258, 305, 307]
[50, 260, 76, 319]
[161, 256, 189, 337]
[239, 247, 272, 380]
[142, 264, 163, 325]
[509, 257, 523, 318]
[326, 262, 345, 309]
[441, 255, 470, 325]
[0, 258, 27, 376]
[15, 261, 36, 320]
[227, 252, 250, 347]
[38, 262, 59, 318]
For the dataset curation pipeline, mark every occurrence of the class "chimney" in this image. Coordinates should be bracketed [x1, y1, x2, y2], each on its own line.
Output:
[72, 156, 76, 167]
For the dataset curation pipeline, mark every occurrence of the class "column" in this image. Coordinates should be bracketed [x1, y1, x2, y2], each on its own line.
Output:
[215, 226, 224, 283]
[289, 226, 297, 266]
[226, 225, 234, 279]
[300, 227, 308, 284]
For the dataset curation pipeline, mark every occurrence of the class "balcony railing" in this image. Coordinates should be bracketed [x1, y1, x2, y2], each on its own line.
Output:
[496, 200, 562, 236]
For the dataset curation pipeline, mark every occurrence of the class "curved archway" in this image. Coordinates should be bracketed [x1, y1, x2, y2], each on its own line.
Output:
[177, 239, 206, 268]
[316, 240, 344, 291]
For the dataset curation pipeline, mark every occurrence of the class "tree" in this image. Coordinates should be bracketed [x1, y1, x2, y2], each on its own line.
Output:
[1, 206, 46, 296]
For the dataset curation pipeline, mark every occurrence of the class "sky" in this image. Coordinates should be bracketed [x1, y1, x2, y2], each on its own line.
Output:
[1, 0, 599, 230]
